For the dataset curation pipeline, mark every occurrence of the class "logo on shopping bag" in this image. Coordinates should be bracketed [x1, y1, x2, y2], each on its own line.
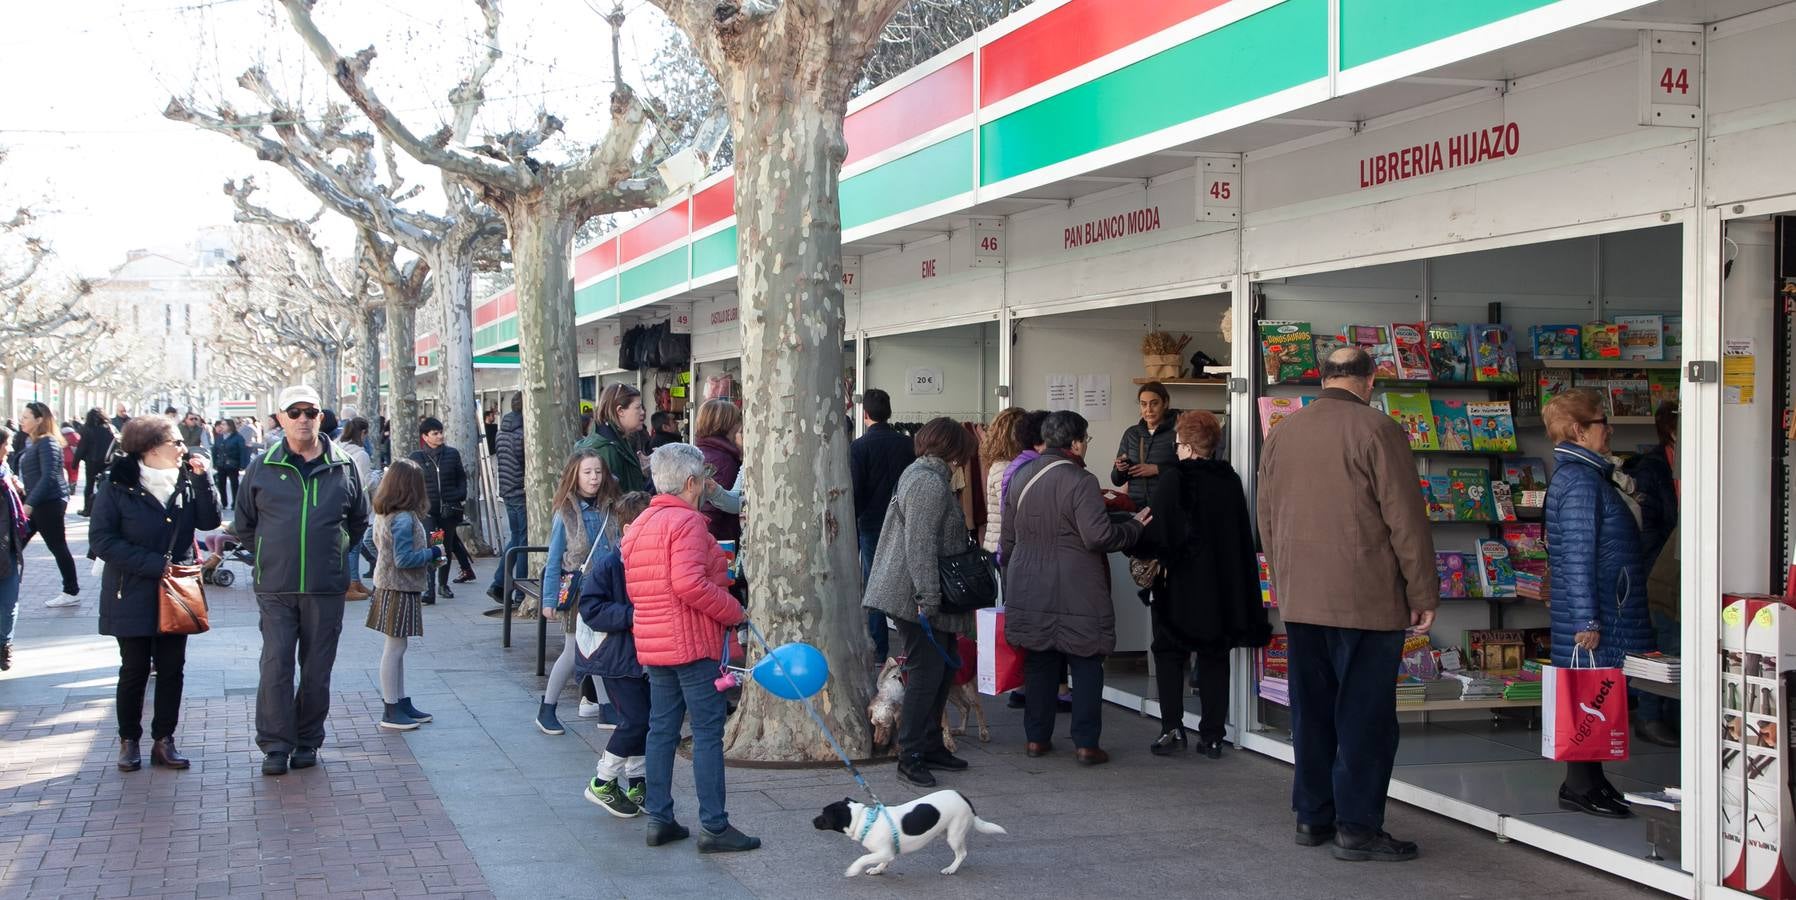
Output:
[1572, 678, 1617, 744]
[1578, 702, 1606, 722]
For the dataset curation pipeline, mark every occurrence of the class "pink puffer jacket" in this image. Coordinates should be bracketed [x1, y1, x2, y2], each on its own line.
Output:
[623, 494, 745, 667]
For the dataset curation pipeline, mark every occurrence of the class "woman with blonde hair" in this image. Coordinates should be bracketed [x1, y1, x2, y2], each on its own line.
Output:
[536, 448, 622, 735]
[979, 407, 1026, 554]
[18, 402, 79, 607]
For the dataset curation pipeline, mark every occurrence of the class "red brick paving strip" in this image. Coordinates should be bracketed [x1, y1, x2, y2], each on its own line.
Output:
[0, 692, 494, 900]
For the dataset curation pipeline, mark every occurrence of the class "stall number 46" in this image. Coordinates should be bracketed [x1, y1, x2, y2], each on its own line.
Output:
[1659, 67, 1691, 95]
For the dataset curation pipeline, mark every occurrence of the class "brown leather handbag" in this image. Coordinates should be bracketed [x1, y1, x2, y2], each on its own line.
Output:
[157, 469, 210, 636]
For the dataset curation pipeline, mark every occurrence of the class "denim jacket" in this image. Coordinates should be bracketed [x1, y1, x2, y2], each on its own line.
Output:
[544, 499, 615, 611]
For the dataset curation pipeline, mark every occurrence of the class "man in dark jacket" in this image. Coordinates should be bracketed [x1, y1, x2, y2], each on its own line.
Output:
[110, 404, 130, 433]
[487, 395, 528, 605]
[410, 416, 474, 598]
[77, 410, 119, 516]
[236, 385, 369, 776]
[649, 411, 683, 448]
[1257, 346, 1436, 863]
[849, 389, 913, 661]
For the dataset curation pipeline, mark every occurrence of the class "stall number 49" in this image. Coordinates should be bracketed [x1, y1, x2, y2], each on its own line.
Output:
[1659, 67, 1691, 95]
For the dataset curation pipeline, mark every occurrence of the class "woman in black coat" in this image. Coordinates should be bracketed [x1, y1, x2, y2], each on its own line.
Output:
[77, 408, 117, 516]
[1138, 410, 1270, 758]
[90, 416, 220, 771]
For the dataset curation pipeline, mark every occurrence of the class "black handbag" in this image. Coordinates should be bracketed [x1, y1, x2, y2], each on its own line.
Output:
[937, 537, 998, 614]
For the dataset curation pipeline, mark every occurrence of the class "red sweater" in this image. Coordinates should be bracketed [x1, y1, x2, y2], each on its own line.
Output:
[622, 494, 744, 667]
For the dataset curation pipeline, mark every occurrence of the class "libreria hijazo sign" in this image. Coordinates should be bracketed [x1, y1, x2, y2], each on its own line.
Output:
[1358, 123, 1522, 189]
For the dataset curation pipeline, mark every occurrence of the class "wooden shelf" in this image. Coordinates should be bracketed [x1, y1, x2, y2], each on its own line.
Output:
[1135, 378, 1228, 386]
[1531, 358, 1682, 370]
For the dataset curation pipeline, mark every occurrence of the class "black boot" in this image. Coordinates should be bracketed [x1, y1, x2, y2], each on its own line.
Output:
[897, 752, 935, 787]
[118, 739, 141, 771]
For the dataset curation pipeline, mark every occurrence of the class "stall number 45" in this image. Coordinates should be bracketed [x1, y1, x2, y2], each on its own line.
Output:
[1208, 180, 1233, 200]
[1659, 67, 1691, 95]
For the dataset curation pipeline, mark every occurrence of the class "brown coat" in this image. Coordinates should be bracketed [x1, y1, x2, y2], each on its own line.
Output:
[1000, 450, 1144, 658]
[1256, 388, 1437, 632]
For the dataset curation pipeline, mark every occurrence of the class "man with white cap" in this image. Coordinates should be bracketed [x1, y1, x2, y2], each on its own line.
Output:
[234, 385, 370, 776]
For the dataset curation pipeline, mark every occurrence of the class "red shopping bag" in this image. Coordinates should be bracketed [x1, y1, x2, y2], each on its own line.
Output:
[976, 607, 1023, 696]
[1541, 650, 1630, 762]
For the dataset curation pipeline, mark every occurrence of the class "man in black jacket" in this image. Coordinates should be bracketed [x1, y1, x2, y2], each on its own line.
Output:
[849, 389, 913, 661]
[236, 385, 369, 776]
[487, 395, 527, 606]
[411, 417, 474, 599]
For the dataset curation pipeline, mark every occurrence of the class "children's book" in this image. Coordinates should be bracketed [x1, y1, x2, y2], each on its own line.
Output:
[1648, 369, 1679, 411]
[1426, 475, 1454, 521]
[1582, 321, 1622, 360]
[1426, 323, 1471, 382]
[1447, 467, 1493, 522]
[1538, 370, 1573, 410]
[1663, 316, 1683, 360]
[1257, 553, 1276, 608]
[1502, 457, 1550, 495]
[1436, 552, 1471, 599]
[1257, 396, 1310, 437]
[1477, 539, 1518, 598]
[1381, 391, 1437, 450]
[1616, 314, 1665, 361]
[1500, 523, 1547, 560]
[1467, 400, 1518, 452]
[1608, 378, 1653, 418]
[1470, 323, 1518, 382]
[1490, 481, 1517, 522]
[1531, 324, 1582, 361]
[1432, 397, 1473, 451]
[1346, 324, 1400, 378]
[1260, 321, 1318, 385]
[1312, 333, 1350, 366]
[1390, 323, 1433, 380]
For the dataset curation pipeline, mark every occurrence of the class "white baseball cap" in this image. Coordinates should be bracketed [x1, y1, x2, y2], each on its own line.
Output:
[277, 385, 322, 409]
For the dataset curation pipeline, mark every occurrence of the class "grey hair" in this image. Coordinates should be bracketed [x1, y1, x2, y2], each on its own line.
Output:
[1041, 410, 1090, 450]
[649, 442, 708, 494]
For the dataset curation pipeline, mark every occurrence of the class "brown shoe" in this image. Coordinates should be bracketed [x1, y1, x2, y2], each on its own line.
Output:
[1075, 747, 1110, 766]
[150, 738, 190, 769]
[118, 739, 141, 771]
[1025, 741, 1054, 758]
[347, 581, 370, 601]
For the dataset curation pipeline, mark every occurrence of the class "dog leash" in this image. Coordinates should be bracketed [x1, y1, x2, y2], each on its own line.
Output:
[739, 619, 902, 852]
[916, 612, 962, 670]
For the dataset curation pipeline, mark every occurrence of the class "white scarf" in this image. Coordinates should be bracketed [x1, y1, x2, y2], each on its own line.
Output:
[140, 465, 181, 506]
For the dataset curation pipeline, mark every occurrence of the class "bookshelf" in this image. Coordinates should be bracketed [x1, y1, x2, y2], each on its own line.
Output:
[1535, 358, 1681, 370]
[1131, 378, 1227, 387]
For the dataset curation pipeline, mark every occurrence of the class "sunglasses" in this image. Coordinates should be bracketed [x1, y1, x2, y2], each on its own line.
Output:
[285, 407, 321, 420]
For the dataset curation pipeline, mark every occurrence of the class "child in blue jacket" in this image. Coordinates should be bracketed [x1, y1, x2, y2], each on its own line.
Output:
[577, 492, 653, 817]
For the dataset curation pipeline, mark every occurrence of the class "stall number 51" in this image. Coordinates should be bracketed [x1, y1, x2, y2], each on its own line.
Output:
[1659, 67, 1691, 95]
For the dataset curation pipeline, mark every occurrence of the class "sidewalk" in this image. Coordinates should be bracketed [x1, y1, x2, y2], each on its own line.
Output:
[1, 512, 1651, 899]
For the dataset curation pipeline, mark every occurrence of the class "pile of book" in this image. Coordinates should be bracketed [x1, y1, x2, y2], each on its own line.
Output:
[1396, 677, 1427, 709]
[1529, 317, 1680, 363]
[1258, 635, 1289, 706]
[1623, 652, 1681, 684]
[1502, 679, 1542, 702]
[1259, 320, 1520, 386]
[1537, 368, 1678, 418]
[1444, 670, 1508, 702]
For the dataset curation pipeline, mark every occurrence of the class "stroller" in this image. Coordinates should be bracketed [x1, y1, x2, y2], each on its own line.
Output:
[199, 534, 254, 588]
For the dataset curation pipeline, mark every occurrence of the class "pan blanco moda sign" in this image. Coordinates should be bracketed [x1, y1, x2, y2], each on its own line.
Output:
[1358, 122, 1521, 189]
[1064, 206, 1162, 250]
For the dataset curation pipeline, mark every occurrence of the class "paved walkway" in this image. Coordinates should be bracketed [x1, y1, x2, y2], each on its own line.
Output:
[1, 511, 1653, 899]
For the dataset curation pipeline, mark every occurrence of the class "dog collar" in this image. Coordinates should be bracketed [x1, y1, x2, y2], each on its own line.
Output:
[856, 803, 901, 855]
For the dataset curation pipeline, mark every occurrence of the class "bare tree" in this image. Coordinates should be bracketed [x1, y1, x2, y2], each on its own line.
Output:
[856, 0, 1031, 93]
[277, 0, 672, 544]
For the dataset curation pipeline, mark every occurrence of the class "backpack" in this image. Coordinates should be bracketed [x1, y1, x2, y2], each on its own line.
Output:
[638, 321, 666, 370]
[618, 325, 643, 371]
[657, 321, 691, 369]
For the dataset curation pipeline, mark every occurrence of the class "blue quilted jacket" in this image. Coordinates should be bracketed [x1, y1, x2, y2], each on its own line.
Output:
[1544, 443, 1652, 667]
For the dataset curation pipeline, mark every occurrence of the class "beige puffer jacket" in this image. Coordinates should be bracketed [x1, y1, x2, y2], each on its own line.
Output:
[981, 458, 1011, 553]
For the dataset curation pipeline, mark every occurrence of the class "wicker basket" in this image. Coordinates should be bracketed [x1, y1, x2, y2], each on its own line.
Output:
[1142, 354, 1184, 380]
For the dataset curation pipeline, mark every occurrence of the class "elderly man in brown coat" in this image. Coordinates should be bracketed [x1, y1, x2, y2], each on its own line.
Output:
[1258, 346, 1437, 863]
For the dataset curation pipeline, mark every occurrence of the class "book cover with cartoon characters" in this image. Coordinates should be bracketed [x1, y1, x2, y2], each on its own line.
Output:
[1467, 400, 1518, 452]
[1432, 397, 1473, 451]
[1470, 323, 1518, 382]
[1426, 323, 1471, 382]
[1390, 323, 1433, 381]
[1259, 321, 1318, 385]
[1447, 467, 1494, 522]
[1381, 391, 1438, 450]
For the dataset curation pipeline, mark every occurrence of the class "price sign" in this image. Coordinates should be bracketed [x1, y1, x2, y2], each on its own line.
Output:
[906, 366, 944, 395]
[1639, 30, 1700, 127]
[1197, 157, 1241, 221]
[970, 217, 1005, 268]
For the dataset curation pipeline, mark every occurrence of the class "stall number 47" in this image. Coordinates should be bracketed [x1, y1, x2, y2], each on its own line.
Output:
[1659, 67, 1691, 95]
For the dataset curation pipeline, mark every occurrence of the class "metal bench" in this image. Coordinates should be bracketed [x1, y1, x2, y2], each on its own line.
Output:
[497, 545, 555, 675]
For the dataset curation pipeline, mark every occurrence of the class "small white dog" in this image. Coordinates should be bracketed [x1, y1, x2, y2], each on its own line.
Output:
[812, 789, 1007, 876]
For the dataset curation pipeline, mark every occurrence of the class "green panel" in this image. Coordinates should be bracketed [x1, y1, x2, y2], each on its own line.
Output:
[499, 318, 518, 343]
[619, 248, 689, 304]
[841, 131, 973, 229]
[474, 353, 520, 365]
[1340, 0, 1556, 69]
[575, 275, 617, 317]
[691, 226, 738, 277]
[979, 0, 1326, 186]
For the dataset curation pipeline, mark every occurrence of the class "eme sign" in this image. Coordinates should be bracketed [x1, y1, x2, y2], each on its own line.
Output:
[1358, 122, 1521, 189]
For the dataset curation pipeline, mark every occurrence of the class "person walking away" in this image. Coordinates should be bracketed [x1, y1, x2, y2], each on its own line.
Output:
[78, 409, 118, 516]
[60, 424, 81, 487]
[1257, 346, 1437, 862]
[537, 449, 622, 736]
[1542, 388, 1652, 818]
[864, 418, 982, 788]
[693, 399, 743, 544]
[365, 458, 442, 731]
[487, 395, 529, 607]
[626, 443, 758, 853]
[1621, 402, 1680, 747]
[91, 415, 221, 771]
[18, 402, 80, 608]
[1002, 411, 1149, 767]
[1110, 382, 1181, 508]
[650, 411, 684, 449]
[577, 491, 655, 817]
[1136, 410, 1269, 758]
[576, 384, 650, 493]
[849, 388, 914, 663]
[333, 418, 375, 601]
[0, 426, 24, 671]
[409, 417, 474, 598]
[979, 407, 1026, 555]
[213, 419, 248, 509]
[237, 385, 371, 776]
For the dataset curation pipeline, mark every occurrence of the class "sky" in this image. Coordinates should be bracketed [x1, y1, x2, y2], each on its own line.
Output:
[0, 0, 676, 278]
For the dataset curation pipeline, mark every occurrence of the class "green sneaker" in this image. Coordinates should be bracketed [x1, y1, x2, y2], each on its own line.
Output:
[586, 777, 641, 818]
[624, 781, 645, 809]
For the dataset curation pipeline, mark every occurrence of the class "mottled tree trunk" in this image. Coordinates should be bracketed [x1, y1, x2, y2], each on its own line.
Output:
[721, 66, 871, 762]
[357, 305, 384, 465]
[505, 203, 580, 546]
[430, 242, 487, 546]
[386, 300, 420, 460]
[317, 346, 342, 410]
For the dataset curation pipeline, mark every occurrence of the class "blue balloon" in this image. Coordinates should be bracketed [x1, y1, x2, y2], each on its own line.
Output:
[752, 642, 830, 700]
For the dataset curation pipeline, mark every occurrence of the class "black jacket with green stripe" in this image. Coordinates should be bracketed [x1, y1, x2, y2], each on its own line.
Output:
[233, 435, 370, 596]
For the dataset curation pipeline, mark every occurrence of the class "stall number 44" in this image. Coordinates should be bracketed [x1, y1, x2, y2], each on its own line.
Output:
[1659, 67, 1691, 95]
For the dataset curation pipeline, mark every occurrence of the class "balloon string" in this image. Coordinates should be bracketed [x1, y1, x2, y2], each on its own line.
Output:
[740, 620, 891, 811]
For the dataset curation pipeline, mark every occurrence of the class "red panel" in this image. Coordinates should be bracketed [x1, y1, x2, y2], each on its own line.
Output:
[574, 240, 618, 284]
[619, 201, 690, 265]
[844, 55, 976, 167]
[498, 291, 517, 318]
[414, 333, 438, 354]
[690, 179, 736, 232]
[980, 0, 1235, 106]
[474, 298, 499, 326]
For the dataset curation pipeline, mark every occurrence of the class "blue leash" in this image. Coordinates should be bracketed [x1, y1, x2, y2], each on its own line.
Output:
[916, 612, 962, 670]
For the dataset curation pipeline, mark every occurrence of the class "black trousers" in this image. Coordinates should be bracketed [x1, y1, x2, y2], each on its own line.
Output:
[602, 675, 651, 761]
[214, 470, 240, 508]
[894, 619, 959, 757]
[1286, 622, 1404, 832]
[255, 592, 346, 753]
[1024, 649, 1104, 749]
[1154, 645, 1230, 741]
[82, 465, 102, 513]
[1564, 761, 1610, 792]
[117, 635, 187, 741]
[24, 499, 78, 595]
[422, 511, 472, 600]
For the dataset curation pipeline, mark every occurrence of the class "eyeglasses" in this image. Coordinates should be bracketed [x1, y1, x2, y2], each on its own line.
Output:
[1585, 417, 1610, 428]
[167, 438, 185, 447]
[284, 406, 321, 420]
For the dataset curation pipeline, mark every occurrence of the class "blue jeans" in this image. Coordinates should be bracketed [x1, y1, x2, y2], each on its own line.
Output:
[1287, 623, 1405, 833]
[489, 501, 528, 592]
[645, 659, 730, 833]
[1633, 610, 1682, 724]
[860, 531, 888, 660]
[0, 569, 19, 644]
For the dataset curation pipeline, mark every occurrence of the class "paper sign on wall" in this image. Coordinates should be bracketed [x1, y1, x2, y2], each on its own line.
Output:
[1046, 375, 1077, 412]
[907, 366, 944, 396]
[1079, 374, 1112, 422]
[1725, 338, 1756, 405]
